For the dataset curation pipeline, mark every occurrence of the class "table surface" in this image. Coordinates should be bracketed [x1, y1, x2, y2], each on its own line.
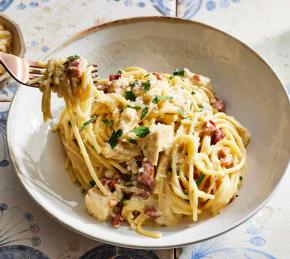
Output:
[0, 0, 289, 258]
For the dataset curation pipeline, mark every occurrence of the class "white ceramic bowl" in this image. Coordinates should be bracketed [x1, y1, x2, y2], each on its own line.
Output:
[7, 17, 290, 249]
[0, 14, 25, 87]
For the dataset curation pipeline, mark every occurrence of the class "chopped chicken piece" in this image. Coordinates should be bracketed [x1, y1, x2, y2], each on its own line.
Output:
[141, 124, 174, 165]
[118, 108, 139, 133]
[85, 188, 118, 221]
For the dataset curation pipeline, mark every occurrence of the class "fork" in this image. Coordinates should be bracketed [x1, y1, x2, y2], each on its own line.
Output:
[0, 52, 98, 88]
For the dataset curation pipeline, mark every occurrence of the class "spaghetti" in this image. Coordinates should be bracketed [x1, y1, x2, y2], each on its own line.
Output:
[35, 56, 250, 238]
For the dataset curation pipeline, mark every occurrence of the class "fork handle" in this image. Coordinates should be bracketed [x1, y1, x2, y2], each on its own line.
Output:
[0, 52, 29, 83]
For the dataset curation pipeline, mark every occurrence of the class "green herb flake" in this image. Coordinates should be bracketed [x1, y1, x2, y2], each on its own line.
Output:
[191, 90, 196, 95]
[124, 91, 136, 101]
[102, 118, 113, 127]
[190, 102, 193, 111]
[129, 80, 138, 89]
[89, 180, 96, 188]
[80, 115, 97, 131]
[141, 106, 149, 120]
[152, 95, 173, 104]
[119, 197, 126, 206]
[144, 74, 150, 77]
[198, 104, 204, 112]
[141, 80, 151, 92]
[239, 176, 243, 181]
[118, 70, 123, 74]
[108, 129, 123, 149]
[127, 105, 141, 111]
[195, 173, 205, 186]
[67, 55, 80, 61]
[169, 75, 174, 80]
[134, 126, 150, 138]
[128, 138, 138, 144]
[173, 68, 185, 77]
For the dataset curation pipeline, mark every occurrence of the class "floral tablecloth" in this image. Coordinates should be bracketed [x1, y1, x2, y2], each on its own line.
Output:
[0, 1, 289, 258]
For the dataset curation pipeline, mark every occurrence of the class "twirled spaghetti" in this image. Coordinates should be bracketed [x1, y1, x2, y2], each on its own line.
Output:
[35, 56, 250, 238]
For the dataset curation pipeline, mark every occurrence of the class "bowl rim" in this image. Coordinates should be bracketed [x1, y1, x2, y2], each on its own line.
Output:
[0, 13, 26, 82]
[7, 16, 290, 249]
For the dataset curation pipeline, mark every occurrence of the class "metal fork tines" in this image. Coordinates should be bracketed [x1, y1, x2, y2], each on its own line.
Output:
[0, 52, 45, 87]
[27, 61, 46, 86]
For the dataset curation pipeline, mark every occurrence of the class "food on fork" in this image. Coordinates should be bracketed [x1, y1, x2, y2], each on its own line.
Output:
[0, 24, 12, 75]
[36, 55, 250, 238]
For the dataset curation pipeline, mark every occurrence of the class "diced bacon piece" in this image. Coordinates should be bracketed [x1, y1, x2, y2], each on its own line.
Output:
[218, 147, 233, 168]
[134, 189, 150, 199]
[65, 58, 83, 78]
[109, 74, 121, 81]
[109, 199, 118, 208]
[210, 97, 225, 112]
[193, 74, 200, 81]
[110, 213, 123, 228]
[132, 210, 140, 218]
[100, 176, 120, 192]
[136, 161, 155, 192]
[144, 206, 160, 219]
[203, 120, 216, 136]
[153, 72, 162, 80]
[96, 83, 112, 93]
[211, 128, 225, 145]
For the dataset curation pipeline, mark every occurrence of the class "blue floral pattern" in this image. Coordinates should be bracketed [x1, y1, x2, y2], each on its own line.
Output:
[80, 244, 159, 259]
[17, 0, 49, 10]
[178, 0, 241, 19]
[110, 0, 174, 16]
[189, 221, 275, 259]
[0, 0, 13, 12]
[0, 205, 48, 258]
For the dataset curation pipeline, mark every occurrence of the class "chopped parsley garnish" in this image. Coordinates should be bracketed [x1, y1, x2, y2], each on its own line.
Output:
[89, 180, 96, 188]
[198, 104, 204, 111]
[134, 126, 150, 138]
[67, 54, 80, 61]
[239, 176, 243, 181]
[169, 75, 174, 80]
[144, 74, 150, 77]
[141, 106, 149, 120]
[124, 91, 136, 101]
[127, 105, 141, 110]
[117, 70, 123, 74]
[119, 197, 126, 206]
[129, 80, 138, 89]
[190, 102, 193, 111]
[128, 138, 138, 144]
[173, 68, 185, 76]
[108, 129, 123, 149]
[80, 115, 97, 131]
[141, 80, 150, 92]
[191, 90, 196, 95]
[152, 95, 173, 104]
[102, 118, 113, 127]
[195, 173, 205, 186]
